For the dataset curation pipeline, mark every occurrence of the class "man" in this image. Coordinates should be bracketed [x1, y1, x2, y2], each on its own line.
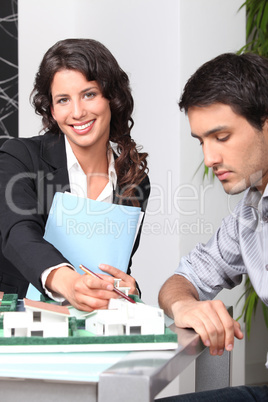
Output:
[158, 52, 268, 401]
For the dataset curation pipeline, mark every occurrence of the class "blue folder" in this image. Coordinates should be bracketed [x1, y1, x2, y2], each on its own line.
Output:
[43, 192, 142, 276]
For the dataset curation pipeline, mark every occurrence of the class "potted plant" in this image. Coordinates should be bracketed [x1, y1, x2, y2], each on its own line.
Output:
[238, 0, 268, 57]
[235, 0, 268, 338]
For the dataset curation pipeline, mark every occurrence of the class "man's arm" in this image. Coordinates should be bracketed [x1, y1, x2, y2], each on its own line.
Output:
[158, 274, 244, 356]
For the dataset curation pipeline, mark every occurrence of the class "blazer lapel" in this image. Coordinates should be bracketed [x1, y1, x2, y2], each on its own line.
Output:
[39, 132, 70, 216]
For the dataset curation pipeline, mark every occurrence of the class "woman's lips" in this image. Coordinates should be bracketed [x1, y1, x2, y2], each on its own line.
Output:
[71, 119, 95, 134]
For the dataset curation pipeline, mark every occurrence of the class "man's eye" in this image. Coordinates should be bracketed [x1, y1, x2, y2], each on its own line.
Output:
[217, 135, 230, 142]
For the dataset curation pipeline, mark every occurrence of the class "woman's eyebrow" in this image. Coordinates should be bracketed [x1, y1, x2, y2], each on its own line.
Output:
[53, 86, 99, 100]
[80, 86, 99, 93]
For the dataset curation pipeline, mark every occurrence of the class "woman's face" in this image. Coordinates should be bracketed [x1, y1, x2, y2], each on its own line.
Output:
[50, 69, 111, 156]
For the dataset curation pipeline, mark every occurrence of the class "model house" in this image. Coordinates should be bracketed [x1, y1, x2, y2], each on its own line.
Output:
[2, 293, 165, 339]
[3, 298, 70, 338]
[85, 298, 165, 336]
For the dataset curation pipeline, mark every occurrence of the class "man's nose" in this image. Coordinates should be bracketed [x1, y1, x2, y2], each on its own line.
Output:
[203, 143, 222, 168]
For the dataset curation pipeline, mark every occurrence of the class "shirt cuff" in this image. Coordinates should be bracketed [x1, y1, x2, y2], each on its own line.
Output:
[41, 264, 75, 302]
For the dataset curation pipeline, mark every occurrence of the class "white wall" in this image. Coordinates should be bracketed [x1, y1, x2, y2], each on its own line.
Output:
[19, 0, 248, 392]
[19, 0, 181, 308]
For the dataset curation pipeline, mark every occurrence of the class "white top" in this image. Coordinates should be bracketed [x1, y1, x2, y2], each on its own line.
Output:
[65, 135, 117, 202]
[42, 136, 118, 301]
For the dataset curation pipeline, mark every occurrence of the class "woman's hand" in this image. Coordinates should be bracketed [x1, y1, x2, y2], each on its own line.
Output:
[45, 266, 118, 311]
[99, 264, 139, 295]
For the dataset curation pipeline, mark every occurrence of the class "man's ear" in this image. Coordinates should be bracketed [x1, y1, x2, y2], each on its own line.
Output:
[262, 118, 268, 139]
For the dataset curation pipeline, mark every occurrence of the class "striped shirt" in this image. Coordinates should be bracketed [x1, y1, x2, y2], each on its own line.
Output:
[175, 185, 268, 306]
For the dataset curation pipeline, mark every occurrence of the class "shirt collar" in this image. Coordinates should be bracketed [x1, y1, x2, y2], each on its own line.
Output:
[65, 135, 78, 171]
[244, 183, 268, 223]
[107, 146, 117, 189]
[263, 184, 268, 199]
[64, 135, 117, 189]
[244, 187, 262, 209]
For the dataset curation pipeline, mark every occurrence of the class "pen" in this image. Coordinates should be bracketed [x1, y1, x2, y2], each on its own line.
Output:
[79, 264, 136, 304]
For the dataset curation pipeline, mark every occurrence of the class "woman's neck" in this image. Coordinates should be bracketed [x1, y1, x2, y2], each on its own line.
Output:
[68, 140, 109, 176]
[79, 149, 108, 176]
[76, 146, 110, 200]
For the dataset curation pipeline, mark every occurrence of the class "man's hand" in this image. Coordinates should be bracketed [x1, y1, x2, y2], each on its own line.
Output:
[158, 274, 244, 356]
[171, 298, 244, 355]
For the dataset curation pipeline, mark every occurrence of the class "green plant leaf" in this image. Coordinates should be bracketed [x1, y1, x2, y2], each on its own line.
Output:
[262, 303, 268, 328]
[245, 291, 258, 338]
[238, 0, 268, 57]
[260, 2, 268, 32]
[235, 276, 266, 338]
[218, 1, 268, 336]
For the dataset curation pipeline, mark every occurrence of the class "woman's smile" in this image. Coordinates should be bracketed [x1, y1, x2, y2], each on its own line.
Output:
[71, 119, 96, 134]
[50, 69, 111, 156]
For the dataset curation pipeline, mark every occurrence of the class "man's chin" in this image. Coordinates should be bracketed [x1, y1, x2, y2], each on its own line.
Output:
[221, 181, 247, 195]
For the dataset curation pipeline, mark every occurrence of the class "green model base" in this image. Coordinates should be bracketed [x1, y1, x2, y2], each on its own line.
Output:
[0, 326, 177, 347]
[0, 294, 178, 348]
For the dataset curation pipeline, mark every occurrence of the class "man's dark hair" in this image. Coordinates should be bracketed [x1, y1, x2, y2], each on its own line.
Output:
[179, 53, 268, 130]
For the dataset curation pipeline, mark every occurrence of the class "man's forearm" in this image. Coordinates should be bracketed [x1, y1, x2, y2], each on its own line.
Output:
[158, 274, 199, 318]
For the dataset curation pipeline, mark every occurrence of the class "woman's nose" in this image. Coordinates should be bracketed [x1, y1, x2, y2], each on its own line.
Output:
[71, 101, 86, 120]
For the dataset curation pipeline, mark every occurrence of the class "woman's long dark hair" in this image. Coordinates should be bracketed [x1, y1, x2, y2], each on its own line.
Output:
[31, 38, 148, 205]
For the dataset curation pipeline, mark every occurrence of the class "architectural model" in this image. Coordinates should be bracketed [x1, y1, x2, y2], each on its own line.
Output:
[0, 292, 178, 352]
[1, 292, 165, 338]
[85, 298, 165, 336]
[3, 299, 70, 338]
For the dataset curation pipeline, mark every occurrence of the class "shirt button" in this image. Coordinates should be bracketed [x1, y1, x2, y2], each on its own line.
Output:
[266, 265, 268, 271]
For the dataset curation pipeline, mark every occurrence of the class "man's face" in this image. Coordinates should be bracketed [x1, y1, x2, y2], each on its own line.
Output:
[188, 103, 268, 194]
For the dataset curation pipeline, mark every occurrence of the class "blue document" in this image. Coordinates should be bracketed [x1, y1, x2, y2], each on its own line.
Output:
[43, 192, 142, 275]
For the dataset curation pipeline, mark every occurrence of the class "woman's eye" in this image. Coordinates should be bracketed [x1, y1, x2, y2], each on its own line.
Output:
[84, 92, 96, 99]
[57, 98, 69, 104]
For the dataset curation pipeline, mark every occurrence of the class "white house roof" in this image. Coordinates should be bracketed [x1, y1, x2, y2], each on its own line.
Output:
[23, 298, 70, 317]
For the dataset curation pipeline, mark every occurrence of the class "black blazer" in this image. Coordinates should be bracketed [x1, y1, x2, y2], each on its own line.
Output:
[0, 132, 150, 298]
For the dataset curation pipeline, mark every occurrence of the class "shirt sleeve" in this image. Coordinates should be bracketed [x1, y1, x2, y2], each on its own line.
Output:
[175, 207, 246, 301]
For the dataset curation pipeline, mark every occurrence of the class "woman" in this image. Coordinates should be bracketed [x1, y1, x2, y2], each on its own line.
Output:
[0, 38, 150, 311]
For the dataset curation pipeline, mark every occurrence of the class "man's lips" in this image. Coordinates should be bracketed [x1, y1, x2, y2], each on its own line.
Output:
[215, 170, 231, 181]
